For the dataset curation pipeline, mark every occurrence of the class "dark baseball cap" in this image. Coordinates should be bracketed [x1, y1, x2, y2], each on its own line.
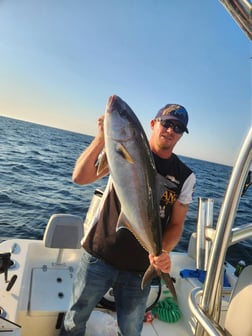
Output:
[155, 104, 189, 133]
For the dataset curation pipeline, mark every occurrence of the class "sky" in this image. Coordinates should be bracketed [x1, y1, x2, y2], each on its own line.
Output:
[0, 0, 251, 166]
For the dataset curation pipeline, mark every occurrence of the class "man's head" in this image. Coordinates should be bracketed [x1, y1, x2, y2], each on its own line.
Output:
[154, 104, 189, 134]
[149, 103, 189, 158]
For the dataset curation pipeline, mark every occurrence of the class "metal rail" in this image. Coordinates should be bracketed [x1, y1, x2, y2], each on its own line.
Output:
[220, 0, 252, 40]
[190, 2, 252, 334]
[189, 288, 226, 336]
[231, 222, 252, 245]
[193, 126, 252, 335]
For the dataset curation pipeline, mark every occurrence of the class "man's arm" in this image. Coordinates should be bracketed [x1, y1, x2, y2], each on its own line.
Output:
[149, 200, 189, 273]
[161, 200, 189, 252]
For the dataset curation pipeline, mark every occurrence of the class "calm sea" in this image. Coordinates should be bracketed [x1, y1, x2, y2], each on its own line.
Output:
[0, 116, 251, 266]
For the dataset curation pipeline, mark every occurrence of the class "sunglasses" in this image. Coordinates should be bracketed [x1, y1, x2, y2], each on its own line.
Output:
[156, 118, 184, 134]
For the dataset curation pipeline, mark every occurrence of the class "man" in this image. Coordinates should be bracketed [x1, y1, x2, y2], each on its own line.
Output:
[60, 103, 196, 336]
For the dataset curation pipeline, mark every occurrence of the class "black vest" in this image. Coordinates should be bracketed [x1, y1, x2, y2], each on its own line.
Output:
[83, 153, 192, 272]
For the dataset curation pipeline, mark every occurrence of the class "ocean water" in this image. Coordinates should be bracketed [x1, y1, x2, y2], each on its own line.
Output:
[0, 116, 251, 266]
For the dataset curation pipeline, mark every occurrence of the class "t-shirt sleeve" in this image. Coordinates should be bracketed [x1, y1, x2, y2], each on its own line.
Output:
[177, 172, 196, 204]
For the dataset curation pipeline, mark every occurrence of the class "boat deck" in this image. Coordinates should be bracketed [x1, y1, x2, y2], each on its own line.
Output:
[0, 236, 235, 336]
[88, 308, 192, 336]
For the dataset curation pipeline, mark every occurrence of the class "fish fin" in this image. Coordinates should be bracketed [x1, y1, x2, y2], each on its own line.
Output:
[141, 264, 157, 290]
[161, 272, 178, 302]
[116, 212, 130, 231]
[116, 212, 150, 252]
[116, 143, 134, 164]
[96, 151, 108, 175]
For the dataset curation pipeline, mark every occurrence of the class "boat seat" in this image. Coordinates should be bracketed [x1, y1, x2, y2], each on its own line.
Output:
[224, 265, 252, 336]
[43, 214, 83, 264]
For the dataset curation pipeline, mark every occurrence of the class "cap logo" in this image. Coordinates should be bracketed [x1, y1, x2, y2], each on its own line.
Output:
[161, 104, 181, 116]
[155, 103, 189, 133]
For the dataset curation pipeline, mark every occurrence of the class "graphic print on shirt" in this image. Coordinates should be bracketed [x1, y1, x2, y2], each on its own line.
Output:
[158, 174, 179, 230]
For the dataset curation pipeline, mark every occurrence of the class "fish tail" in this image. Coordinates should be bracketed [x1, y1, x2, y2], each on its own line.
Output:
[142, 267, 177, 302]
[161, 272, 177, 302]
[141, 264, 157, 290]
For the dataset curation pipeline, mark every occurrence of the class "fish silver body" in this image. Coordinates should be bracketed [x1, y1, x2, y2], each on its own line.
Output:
[104, 95, 162, 256]
[101, 95, 177, 300]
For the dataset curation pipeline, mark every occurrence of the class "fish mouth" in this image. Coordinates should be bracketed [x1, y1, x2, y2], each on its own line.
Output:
[106, 95, 117, 113]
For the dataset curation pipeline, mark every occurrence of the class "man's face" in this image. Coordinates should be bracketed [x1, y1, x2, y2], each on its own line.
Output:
[151, 119, 183, 151]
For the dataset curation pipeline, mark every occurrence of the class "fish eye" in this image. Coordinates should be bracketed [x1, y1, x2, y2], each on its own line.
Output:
[132, 128, 139, 138]
[119, 109, 128, 118]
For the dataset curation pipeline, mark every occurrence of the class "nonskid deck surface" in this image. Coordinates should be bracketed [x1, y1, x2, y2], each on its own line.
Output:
[144, 319, 191, 336]
[89, 251, 198, 336]
[0, 238, 235, 336]
[0, 239, 197, 336]
[87, 309, 191, 336]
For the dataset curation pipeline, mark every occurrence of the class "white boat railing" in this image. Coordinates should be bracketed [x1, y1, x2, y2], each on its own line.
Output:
[220, 0, 252, 40]
[190, 125, 252, 335]
[189, 1, 252, 333]
[230, 222, 252, 245]
[195, 198, 214, 271]
[189, 288, 226, 336]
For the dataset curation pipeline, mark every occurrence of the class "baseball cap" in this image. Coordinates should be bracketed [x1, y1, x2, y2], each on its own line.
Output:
[155, 104, 189, 133]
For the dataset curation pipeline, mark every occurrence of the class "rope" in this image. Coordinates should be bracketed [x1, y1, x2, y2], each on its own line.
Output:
[152, 289, 181, 323]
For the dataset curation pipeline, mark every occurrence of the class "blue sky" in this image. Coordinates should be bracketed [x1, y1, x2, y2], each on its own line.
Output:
[0, 1, 251, 166]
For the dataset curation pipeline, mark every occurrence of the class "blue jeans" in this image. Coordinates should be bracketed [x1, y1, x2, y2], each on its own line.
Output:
[60, 249, 150, 336]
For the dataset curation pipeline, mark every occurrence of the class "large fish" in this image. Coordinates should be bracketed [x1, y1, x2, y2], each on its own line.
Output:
[99, 94, 177, 301]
